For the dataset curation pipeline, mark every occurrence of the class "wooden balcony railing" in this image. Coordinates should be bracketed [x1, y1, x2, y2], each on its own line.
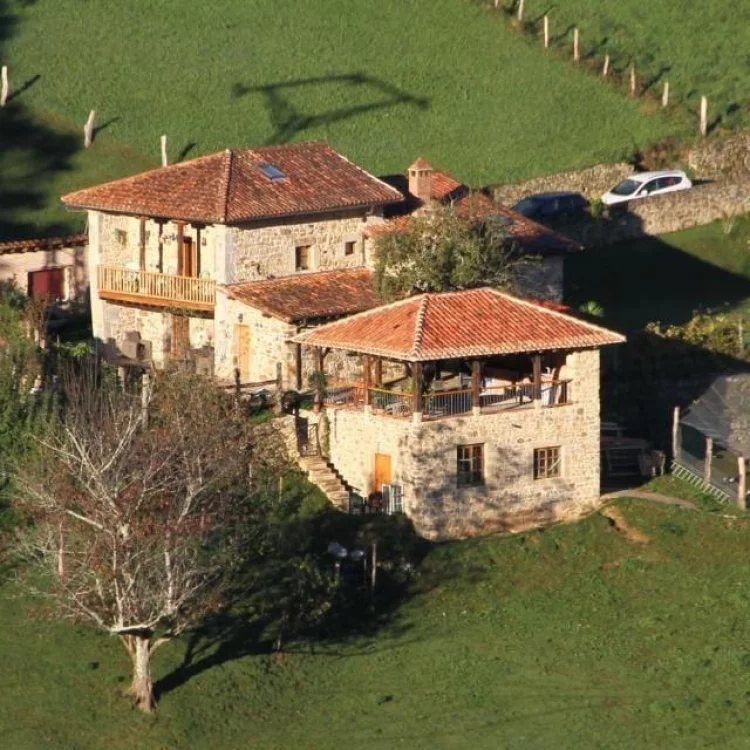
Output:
[322, 380, 571, 420]
[97, 266, 216, 312]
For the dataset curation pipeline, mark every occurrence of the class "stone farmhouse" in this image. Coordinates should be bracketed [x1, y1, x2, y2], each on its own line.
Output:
[295, 287, 624, 540]
[61, 142, 579, 389]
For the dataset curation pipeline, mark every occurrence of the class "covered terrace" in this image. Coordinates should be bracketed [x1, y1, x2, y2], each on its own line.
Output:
[294, 288, 624, 422]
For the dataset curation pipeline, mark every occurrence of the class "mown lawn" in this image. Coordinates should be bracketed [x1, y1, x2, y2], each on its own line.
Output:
[566, 216, 750, 332]
[3, 499, 750, 749]
[506, 0, 750, 130]
[0, 0, 680, 237]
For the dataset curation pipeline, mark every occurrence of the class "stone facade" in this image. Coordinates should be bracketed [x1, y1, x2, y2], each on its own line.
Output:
[88, 206, 381, 372]
[229, 210, 384, 283]
[326, 349, 601, 540]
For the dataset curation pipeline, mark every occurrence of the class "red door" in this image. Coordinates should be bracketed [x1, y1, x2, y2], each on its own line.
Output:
[28, 268, 65, 300]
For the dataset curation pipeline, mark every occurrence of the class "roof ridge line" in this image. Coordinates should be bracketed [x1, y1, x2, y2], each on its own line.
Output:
[485, 287, 626, 341]
[219, 149, 234, 223]
[411, 294, 430, 357]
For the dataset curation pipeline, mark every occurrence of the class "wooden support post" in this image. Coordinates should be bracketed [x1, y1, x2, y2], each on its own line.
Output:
[374, 358, 383, 388]
[662, 80, 670, 108]
[543, 15, 549, 49]
[602, 54, 610, 77]
[0, 65, 8, 107]
[700, 96, 708, 137]
[161, 134, 168, 166]
[363, 354, 372, 406]
[413, 362, 424, 415]
[176, 222, 185, 274]
[630, 63, 637, 96]
[471, 360, 481, 410]
[671, 406, 681, 464]
[313, 348, 324, 412]
[532, 354, 542, 400]
[140, 372, 151, 429]
[275, 362, 283, 414]
[157, 221, 164, 273]
[84, 110, 95, 148]
[517, 0, 524, 22]
[738, 456, 747, 510]
[138, 217, 147, 270]
[703, 436, 713, 485]
[295, 343, 303, 391]
[573, 27, 579, 62]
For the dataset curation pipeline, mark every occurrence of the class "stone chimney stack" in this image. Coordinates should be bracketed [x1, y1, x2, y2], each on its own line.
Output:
[408, 157, 434, 205]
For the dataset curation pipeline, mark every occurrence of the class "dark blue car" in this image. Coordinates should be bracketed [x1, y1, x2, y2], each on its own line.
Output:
[512, 192, 590, 221]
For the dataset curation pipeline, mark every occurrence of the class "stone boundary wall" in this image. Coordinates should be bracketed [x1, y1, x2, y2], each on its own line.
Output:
[562, 179, 750, 248]
[491, 163, 633, 205]
[490, 133, 750, 246]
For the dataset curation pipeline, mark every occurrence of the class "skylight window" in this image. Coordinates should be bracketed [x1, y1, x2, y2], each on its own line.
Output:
[258, 163, 286, 182]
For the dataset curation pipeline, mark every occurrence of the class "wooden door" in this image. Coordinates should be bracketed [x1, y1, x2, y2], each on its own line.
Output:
[235, 324, 251, 382]
[28, 268, 65, 300]
[179, 237, 198, 278]
[374, 453, 392, 491]
[171, 316, 190, 360]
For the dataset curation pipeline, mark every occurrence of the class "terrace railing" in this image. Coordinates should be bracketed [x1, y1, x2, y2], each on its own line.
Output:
[97, 266, 216, 312]
[321, 380, 571, 420]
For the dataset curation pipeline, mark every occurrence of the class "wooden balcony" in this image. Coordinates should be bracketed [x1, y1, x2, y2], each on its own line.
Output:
[97, 266, 216, 312]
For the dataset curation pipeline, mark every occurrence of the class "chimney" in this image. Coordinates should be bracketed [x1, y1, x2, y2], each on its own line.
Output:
[408, 157, 433, 205]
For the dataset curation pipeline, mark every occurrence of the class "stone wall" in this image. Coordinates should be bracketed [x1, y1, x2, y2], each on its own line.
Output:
[229, 210, 385, 283]
[327, 348, 602, 540]
[491, 163, 633, 205]
[557, 180, 750, 248]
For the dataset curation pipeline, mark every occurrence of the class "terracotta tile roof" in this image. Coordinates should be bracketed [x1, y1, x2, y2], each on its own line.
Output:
[294, 287, 624, 361]
[373, 167, 580, 256]
[0, 234, 87, 255]
[62, 142, 403, 224]
[223, 268, 378, 323]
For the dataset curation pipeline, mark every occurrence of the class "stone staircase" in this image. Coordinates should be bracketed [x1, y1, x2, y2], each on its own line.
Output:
[298, 454, 351, 510]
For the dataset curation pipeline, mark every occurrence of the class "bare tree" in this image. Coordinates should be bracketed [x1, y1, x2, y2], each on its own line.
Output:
[14, 366, 285, 711]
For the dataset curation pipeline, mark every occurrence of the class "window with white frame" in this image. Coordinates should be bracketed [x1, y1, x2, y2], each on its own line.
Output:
[533, 446, 561, 479]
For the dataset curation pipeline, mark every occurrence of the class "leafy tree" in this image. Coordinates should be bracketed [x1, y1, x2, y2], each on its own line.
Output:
[373, 205, 530, 301]
[14, 367, 287, 711]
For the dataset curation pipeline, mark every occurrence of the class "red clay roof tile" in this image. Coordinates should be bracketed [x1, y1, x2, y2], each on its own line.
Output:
[294, 287, 624, 361]
[223, 268, 378, 323]
[0, 234, 87, 255]
[62, 143, 403, 224]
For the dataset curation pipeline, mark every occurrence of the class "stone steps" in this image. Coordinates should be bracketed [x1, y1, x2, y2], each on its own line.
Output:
[299, 455, 351, 510]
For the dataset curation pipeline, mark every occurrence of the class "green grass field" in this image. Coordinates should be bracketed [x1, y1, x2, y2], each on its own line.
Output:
[566, 216, 750, 332]
[0, 0, 681, 238]
[517, 0, 750, 129]
[4, 497, 750, 749]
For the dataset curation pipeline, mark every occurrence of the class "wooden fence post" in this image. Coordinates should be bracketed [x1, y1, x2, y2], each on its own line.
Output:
[602, 54, 610, 77]
[543, 15, 549, 48]
[629, 64, 637, 96]
[517, 0, 524, 22]
[0, 65, 8, 107]
[703, 436, 713, 485]
[662, 80, 669, 108]
[700, 96, 708, 136]
[161, 134, 168, 166]
[671, 406, 681, 465]
[573, 28, 579, 62]
[84, 110, 95, 148]
[738, 456, 747, 510]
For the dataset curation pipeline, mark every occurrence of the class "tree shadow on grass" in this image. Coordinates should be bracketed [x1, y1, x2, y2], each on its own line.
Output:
[155, 509, 434, 700]
[0, 102, 80, 240]
[231, 72, 430, 146]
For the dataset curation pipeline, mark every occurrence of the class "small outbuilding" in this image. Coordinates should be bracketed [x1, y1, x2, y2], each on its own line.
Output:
[673, 374, 750, 507]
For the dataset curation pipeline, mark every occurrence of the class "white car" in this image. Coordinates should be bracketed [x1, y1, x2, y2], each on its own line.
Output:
[601, 170, 692, 206]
